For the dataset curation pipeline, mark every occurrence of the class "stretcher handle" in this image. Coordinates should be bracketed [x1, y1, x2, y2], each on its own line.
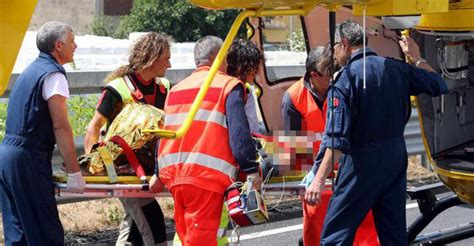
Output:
[56, 182, 147, 190]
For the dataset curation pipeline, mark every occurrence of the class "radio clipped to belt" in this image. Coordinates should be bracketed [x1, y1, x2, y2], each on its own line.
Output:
[225, 176, 269, 227]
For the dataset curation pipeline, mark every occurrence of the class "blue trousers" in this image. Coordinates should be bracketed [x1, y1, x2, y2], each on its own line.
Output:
[321, 147, 408, 246]
[0, 143, 63, 245]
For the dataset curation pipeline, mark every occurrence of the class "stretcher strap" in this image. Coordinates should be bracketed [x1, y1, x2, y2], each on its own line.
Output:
[97, 146, 118, 183]
[109, 135, 147, 181]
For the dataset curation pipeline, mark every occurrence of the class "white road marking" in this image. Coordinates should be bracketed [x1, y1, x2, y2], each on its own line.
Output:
[237, 224, 303, 241]
[406, 202, 419, 210]
[237, 202, 420, 241]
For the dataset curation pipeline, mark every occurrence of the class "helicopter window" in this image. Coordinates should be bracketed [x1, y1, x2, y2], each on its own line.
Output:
[260, 15, 307, 85]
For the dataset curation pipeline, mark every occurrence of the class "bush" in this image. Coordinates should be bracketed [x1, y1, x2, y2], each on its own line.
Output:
[91, 16, 111, 37]
[90, 15, 124, 37]
[67, 95, 98, 137]
[0, 96, 97, 142]
[114, 0, 243, 42]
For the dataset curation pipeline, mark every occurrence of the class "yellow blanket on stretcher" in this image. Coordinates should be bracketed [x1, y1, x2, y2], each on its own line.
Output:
[79, 103, 165, 176]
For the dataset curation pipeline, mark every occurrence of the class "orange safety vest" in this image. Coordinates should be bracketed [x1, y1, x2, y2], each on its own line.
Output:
[158, 66, 243, 194]
[286, 77, 327, 152]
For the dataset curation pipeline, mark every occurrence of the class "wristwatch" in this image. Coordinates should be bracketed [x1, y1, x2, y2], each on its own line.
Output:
[415, 58, 427, 67]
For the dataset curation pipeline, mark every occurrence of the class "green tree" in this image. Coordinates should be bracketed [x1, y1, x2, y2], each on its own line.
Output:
[90, 16, 123, 37]
[114, 0, 243, 42]
[289, 30, 305, 52]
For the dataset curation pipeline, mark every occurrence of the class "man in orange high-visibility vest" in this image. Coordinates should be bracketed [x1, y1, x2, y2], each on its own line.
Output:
[151, 36, 262, 245]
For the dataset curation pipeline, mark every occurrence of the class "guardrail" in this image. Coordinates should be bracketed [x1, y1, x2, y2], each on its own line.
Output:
[4, 66, 306, 97]
[4, 68, 195, 97]
[405, 110, 425, 156]
[63, 111, 425, 161]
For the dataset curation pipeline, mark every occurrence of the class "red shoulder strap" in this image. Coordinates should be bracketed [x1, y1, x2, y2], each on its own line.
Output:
[109, 135, 146, 181]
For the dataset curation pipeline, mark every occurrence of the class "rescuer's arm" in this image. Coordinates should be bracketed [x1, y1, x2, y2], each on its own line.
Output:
[84, 111, 107, 153]
[149, 140, 164, 193]
[48, 95, 85, 193]
[226, 84, 262, 190]
[405, 63, 448, 97]
[319, 86, 352, 154]
[305, 86, 351, 205]
[399, 36, 435, 73]
[309, 145, 326, 175]
[301, 146, 327, 189]
[281, 91, 303, 131]
[84, 89, 118, 153]
[305, 148, 342, 206]
[399, 36, 448, 96]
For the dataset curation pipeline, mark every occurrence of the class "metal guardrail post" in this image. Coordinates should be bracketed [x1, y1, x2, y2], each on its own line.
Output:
[404, 110, 425, 156]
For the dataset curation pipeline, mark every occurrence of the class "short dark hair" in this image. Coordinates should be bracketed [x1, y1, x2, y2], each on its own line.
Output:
[305, 44, 340, 76]
[226, 39, 264, 81]
[305, 47, 324, 74]
[317, 43, 340, 76]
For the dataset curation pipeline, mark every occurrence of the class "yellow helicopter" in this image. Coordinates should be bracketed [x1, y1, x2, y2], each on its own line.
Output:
[3, 0, 474, 243]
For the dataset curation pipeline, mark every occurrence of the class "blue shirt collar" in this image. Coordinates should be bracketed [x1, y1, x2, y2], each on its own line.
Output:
[348, 47, 377, 63]
[38, 52, 66, 74]
[39, 51, 56, 61]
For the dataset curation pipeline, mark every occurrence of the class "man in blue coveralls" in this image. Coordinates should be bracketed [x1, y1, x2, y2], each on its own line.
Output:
[304, 20, 448, 245]
[0, 22, 85, 245]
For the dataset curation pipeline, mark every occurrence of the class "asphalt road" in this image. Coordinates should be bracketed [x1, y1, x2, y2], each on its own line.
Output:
[4, 189, 473, 245]
[184, 192, 474, 246]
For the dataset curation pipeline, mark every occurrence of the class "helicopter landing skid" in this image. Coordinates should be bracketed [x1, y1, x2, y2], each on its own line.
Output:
[407, 182, 474, 244]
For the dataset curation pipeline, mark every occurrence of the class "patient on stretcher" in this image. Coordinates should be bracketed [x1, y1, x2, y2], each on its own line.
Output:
[76, 102, 273, 179]
[78, 103, 164, 176]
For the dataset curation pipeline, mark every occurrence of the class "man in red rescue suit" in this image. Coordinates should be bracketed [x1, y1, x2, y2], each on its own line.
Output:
[84, 32, 171, 246]
[282, 46, 378, 245]
[151, 35, 262, 245]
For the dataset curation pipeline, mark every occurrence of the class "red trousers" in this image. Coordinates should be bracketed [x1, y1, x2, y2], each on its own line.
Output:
[171, 184, 224, 246]
[303, 190, 379, 245]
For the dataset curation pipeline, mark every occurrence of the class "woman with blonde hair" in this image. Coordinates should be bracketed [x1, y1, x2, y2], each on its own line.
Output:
[85, 32, 172, 246]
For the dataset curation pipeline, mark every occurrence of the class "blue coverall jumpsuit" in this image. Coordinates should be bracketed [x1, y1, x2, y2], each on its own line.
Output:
[0, 52, 66, 245]
[312, 48, 448, 245]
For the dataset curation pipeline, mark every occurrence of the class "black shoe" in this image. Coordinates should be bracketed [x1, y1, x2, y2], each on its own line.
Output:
[299, 237, 304, 246]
